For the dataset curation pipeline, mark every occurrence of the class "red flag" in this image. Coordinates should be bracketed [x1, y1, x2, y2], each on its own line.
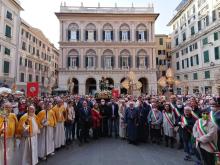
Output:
[27, 82, 39, 98]
[112, 89, 119, 98]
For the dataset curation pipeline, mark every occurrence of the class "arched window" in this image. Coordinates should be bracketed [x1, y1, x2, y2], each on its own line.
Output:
[136, 49, 149, 69]
[103, 23, 113, 41]
[119, 49, 132, 69]
[85, 23, 97, 42]
[119, 24, 130, 41]
[102, 49, 114, 69]
[67, 23, 80, 41]
[85, 49, 97, 69]
[67, 49, 79, 69]
[136, 24, 148, 42]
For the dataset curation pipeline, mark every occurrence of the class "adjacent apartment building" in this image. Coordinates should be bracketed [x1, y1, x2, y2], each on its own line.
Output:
[0, 0, 23, 86]
[168, 0, 220, 95]
[56, 3, 159, 95]
[17, 20, 59, 93]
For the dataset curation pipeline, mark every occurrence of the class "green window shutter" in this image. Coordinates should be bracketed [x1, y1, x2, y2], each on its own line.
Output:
[215, 47, 220, 60]
[202, 38, 208, 45]
[191, 26, 195, 35]
[190, 56, 193, 66]
[203, 51, 209, 63]
[196, 55, 199, 65]
[5, 25, 11, 38]
[4, 47, 10, 55]
[3, 61, 10, 74]
[205, 71, 210, 79]
[214, 32, 219, 41]
[193, 73, 198, 80]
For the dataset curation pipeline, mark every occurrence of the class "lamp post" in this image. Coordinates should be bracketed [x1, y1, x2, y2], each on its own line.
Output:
[158, 67, 180, 96]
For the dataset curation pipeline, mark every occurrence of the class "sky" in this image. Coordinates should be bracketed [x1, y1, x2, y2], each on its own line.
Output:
[20, 0, 180, 48]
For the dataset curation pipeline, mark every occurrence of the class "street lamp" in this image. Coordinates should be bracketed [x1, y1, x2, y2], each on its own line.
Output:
[157, 67, 181, 95]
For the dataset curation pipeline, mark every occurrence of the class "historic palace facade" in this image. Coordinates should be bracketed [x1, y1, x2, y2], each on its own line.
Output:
[56, 4, 159, 95]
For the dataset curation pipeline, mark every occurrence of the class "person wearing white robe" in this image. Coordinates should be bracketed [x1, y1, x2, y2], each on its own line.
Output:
[119, 100, 126, 139]
[17, 105, 39, 165]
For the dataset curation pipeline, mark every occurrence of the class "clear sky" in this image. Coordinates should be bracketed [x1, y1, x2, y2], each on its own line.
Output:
[20, 0, 180, 48]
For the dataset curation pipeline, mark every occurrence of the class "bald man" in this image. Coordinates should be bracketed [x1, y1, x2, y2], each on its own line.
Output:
[0, 102, 18, 165]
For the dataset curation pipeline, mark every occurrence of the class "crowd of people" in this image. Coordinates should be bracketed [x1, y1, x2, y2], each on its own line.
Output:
[0, 94, 220, 165]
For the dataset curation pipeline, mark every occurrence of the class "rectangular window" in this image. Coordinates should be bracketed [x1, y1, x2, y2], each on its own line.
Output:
[122, 57, 129, 68]
[182, 32, 186, 41]
[105, 56, 112, 68]
[5, 25, 11, 38]
[20, 57, 22, 66]
[205, 71, 210, 79]
[191, 26, 195, 35]
[186, 58, 189, 68]
[36, 75, 39, 82]
[138, 31, 145, 41]
[20, 73, 25, 82]
[182, 60, 184, 69]
[22, 42, 26, 51]
[196, 54, 199, 65]
[28, 74, 32, 82]
[198, 20, 201, 31]
[88, 31, 94, 41]
[176, 62, 180, 70]
[6, 11, 13, 20]
[122, 31, 128, 41]
[193, 73, 198, 80]
[212, 10, 217, 22]
[3, 61, 10, 74]
[175, 38, 179, 46]
[203, 50, 209, 63]
[214, 32, 219, 41]
[190, 56, 193, 66]
[176, 52, 179, 58]
[87, 56, 94, 68]
[215, 47, 220, 60]
[4, 47, 10, 55]
[159, 38, 163, 45]
[202, 38, 208, 45]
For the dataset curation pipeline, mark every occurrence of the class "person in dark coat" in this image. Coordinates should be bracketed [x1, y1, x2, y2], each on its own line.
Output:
[137, 100, 150, 143]
[78, 101, 92, 145]
[99, 99, 109, 137]
[73, 96, 82, 141]
[108, 99, 119, 138]
[125, 101, 139, 145]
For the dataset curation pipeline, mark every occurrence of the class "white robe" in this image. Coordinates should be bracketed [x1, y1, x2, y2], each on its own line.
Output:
[54, 122, 65, 149]
[119, 106, 126, 138]
[0, 138, 16, 165]
[38, 126, 55, 158]
[20, 117, 39, 165]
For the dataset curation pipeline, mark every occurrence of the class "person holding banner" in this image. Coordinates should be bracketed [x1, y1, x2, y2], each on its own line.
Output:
[17, 105, 39, 165]
[148, 102, 162, 144]
[37, 101, 57, 160]
[180, 106, 196, 161]
[193, 109, 218, 165]
[0, 102, 18, 165]
[162, 102, 175, 148]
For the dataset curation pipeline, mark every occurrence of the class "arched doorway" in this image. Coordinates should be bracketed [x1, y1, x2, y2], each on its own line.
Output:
[120, 78, 127, 95]
[72, 78, 79, 94]
[139, 77, 148, 94]
[86, 78, 97, 95]
[106, 77, 114, 90]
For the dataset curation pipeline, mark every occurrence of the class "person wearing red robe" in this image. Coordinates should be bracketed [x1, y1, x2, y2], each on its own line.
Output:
[92, 103, 101, 139]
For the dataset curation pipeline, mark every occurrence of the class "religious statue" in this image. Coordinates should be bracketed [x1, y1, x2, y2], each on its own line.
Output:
[99, 77, 107, 91]
[67, 78, 74, 94]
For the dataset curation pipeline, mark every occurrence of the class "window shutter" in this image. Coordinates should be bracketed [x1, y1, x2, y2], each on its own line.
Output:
[136, 31, 139, 41]
[111, 56, 114, 68]
[190, 56, 193, 66]
[144, 31, 147, 41]
[128, 31, 130, 40]
[102, 31, 105, 41]
[206, 15, 209, 26]
[136, 56, 139, 68]
[186, 58, 189, 67]
[85, 31, 88, 41]
[94, 30, 97, 41]
[128, 56, 131, 68]
[111, 31, 113, 41]
[119, 56, 122, 68]
[85, 56, 88, 67]
[67, 30, 71, 41]
[77, 30, 80, 40]
[215, 47, 220, 60]
[76, 56, 79, 67]
[198, 21, 201, 31]
[145, 56, 148, 68]
[67, 57, 70, 67]
[119, 31, 122, 41]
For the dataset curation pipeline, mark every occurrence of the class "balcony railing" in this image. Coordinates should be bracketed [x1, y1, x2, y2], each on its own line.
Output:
[60, 6, 154, 14]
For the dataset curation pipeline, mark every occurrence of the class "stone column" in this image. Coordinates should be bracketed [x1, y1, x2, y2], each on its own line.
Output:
[79, 48, 84, 69]
[131, 23, 135, 42]
[97, 48, 101, 69]
[132, 48, 136, 69]
[115, 48, 119, 69]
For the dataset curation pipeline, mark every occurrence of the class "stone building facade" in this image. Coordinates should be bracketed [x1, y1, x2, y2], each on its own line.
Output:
[168, 0, 220, 95]
[56, 4, 159, 95]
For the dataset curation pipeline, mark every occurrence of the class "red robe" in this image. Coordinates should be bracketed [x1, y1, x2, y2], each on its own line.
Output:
[92, 109, 101, 128]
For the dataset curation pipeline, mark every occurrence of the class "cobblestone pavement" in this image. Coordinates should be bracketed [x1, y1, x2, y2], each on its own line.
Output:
[39, 138, 194, 165]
